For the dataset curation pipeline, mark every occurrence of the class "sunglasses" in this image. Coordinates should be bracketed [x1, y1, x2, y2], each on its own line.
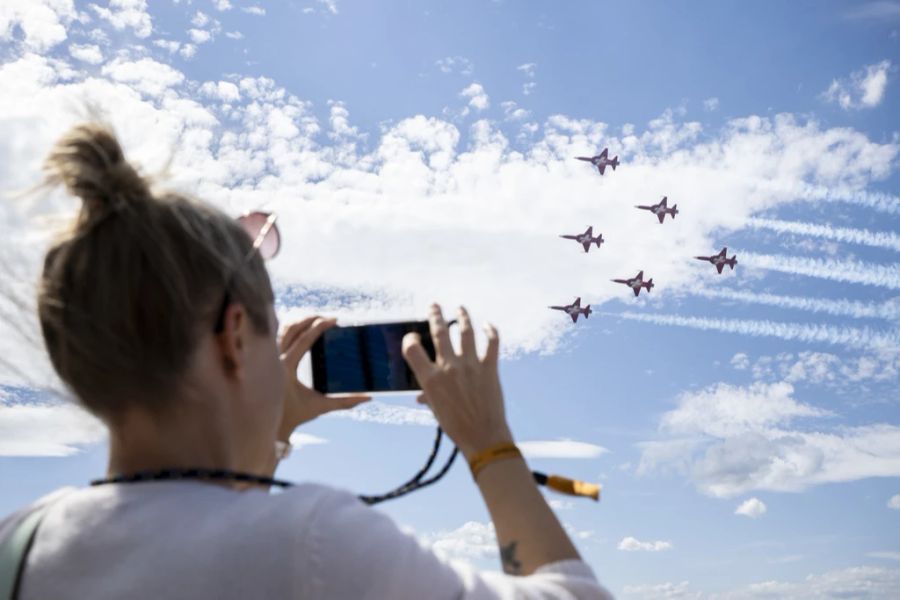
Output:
[213, 211, 280, 334]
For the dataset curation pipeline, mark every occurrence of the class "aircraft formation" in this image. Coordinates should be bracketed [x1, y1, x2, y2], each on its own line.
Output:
[550, 149, 739, 323]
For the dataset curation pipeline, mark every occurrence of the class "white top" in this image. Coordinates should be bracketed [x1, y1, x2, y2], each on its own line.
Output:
[1, 482, 612, 599]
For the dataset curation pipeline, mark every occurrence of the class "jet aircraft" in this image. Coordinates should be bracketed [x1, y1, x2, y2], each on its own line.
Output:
[612, 271, 655, 297]
[549, 297, 592, 323]
[636, 196, 678, 224]
[575, 148, 619, 175]
[695, 247, 737, 274]
[560, 226, 604, 253]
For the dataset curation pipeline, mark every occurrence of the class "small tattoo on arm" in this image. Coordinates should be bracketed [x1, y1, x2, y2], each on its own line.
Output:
[500, 541, 522, 575]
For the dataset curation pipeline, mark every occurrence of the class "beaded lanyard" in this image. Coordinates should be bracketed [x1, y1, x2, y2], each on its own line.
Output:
[91, 427, 458, 505]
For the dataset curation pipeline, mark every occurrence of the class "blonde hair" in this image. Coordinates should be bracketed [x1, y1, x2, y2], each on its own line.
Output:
[38, 123, 274, 417]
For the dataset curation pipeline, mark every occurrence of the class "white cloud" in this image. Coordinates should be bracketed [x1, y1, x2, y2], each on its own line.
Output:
[730, 353, 750, 370]
[325, 401, 436, 427]
[733, 350, 899, 389]
[212, 0, 232, 10]
[518, 439, 608, 459]
[241, 5, 266, 16]
[224, 30, 243, 40]
[200, 80, 240, 103]
[516, 62, 536, 78]
[868, 551, 900, 561]
[153, 39, 197, 59]
[621, 581, 696, 599]
[0, 36, 897, 404]
[522, 81, 536, 96]
[68, 43, 103, 64]
[623, 567, 900, 599]
[101, 57, 185, 97]
[0, 399, 105, 456]
[435, 56, 474, 76]
[191, 10, 210, 27]
[703, 97, 719, 111]
[735, 497, 767, 518]
[638, 381, 900, 497]
[188, 28, 211, 44]
[317, 0, 338, 14]
[90, 0, 152, 38]
[288, 432, 328, 448]
[500, 100, 530, 121]
[0, 0, 80, 52]
[459, 82, 489, 111]
[889, 494, 900, 509]
[823, 60, 893, 110]
[618, 536, 673, 552]
[417, 521, 498, 565]
[548, 498, 575, 510]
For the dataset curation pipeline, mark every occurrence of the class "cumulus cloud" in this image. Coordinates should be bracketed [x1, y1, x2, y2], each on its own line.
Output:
[0, 398, 105, 456]
[637, 381, 900, 497]
[459, 82, 489, 112]
[435, 56, 474, 76]
[623, 566, 900, 599]
[618, 536, 673, 552]
[0, 24, 898, 418]
[823, 60, 893, 110]
[518, 439, 608, 459]
[68, 43, 103, 64]
[241, 6, 266, 16]
[889, 494, 900, 509]
[90, 0, 152, 38]
[212, 0, 232, 10]
[417, 521, 498, 565]
[734, 497, 767, 518]
[703, 97, 719, 111]
[0, 0, 81, 52]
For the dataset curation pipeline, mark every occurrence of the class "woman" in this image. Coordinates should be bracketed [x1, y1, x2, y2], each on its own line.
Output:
[0, 123, 611, 598]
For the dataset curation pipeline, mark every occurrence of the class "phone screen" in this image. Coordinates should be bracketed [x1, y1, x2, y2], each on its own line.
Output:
[311, 321, 436, 394]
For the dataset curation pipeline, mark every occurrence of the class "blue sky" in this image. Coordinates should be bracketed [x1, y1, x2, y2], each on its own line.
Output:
[1, 0, 899, 597]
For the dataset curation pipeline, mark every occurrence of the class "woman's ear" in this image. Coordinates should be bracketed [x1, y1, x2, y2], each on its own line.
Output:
[217, 303, 247, 376]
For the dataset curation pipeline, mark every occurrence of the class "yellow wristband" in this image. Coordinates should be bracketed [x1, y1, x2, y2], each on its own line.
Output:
[468, 443, 523, 480]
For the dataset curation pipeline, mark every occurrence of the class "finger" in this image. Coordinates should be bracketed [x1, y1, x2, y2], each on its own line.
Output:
[278, 316, 320, 353]
[457, 306, 477, 359]
[403, 332, 438, 385]
[324, 394, 371, 411]
[428, 303, 456, 363]
[482, 323, 499, 366]
[284, 317, 337, 370]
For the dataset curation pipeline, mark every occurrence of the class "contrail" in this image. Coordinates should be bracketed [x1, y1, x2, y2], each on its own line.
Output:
[745, 218, 900, 252]
[739, 251, 900, 289]
[690, 288, 900, 321]
[607, 311, 900, 351]
[812, 190, 900, 216]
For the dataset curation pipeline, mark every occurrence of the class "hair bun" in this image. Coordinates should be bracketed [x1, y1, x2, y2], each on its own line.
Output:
[44, 123, 149, 217]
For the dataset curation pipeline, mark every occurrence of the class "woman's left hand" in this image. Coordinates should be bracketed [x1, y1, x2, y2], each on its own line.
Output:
[277, 316, 371, 441]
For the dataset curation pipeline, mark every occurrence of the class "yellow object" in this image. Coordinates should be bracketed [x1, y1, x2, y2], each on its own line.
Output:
[468, 443, 523, 479]
[546, 475, 601, 501]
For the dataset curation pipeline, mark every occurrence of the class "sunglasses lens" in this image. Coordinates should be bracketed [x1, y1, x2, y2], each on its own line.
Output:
[237, 212, 280, 259]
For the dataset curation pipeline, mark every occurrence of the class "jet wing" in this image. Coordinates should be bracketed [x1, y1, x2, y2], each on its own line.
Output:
[657, 213, 665, 224]
[599, 148, 608, 159]
[570, 313, 578, 323]
[582, 241, 591, 252]
[632, 286, 640, 297]
[598, 164, 606, 175]
[659, 197, 667, 208]
[716, 263, 724, 274]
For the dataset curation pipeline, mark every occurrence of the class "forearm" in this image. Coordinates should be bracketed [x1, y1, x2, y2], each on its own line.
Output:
[475, 455, 581, 576]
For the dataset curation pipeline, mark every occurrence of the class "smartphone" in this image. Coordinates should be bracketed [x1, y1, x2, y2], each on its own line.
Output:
[310, 320, 437, 394]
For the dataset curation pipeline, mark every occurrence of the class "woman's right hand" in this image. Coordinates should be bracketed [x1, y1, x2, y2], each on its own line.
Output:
[402, 304, 513, 460]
